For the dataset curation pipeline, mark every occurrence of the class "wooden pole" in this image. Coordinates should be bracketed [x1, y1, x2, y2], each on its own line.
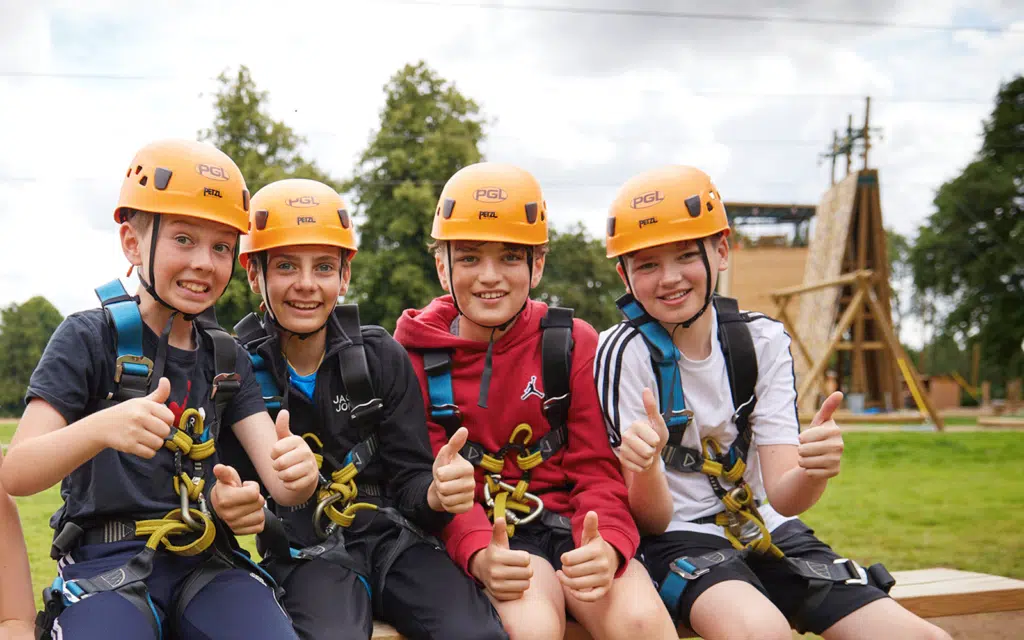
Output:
[971, 343, 981, 389]
[845, 114, 854, 176]
[771, 270, 873, 298]
[862, 96, 872, 170]
[852, 179, 870, 394]
[863, 284, 945, 430]
[798, 286, 867, 405]
[778, 304, 814, 368]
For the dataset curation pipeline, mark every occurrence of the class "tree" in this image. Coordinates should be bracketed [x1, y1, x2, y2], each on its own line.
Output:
[345, 62, 486, 332]
[200, 66, 342, 329]
[909, 75, 1024, 386]
[536, 223, 624, 330]
[0, 297, 64, 414]
[886, 228, 913, 338]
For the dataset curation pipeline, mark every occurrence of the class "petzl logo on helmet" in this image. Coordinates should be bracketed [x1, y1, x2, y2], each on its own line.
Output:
[630, 190, 664, 209]
[479, 211, 498, 219]
[286, 195, 320, 208]
[638, 217, 657, 228]
[473, 187, 508, 203]
[196, 163, 230, 182]
[296, 216, 315, 225]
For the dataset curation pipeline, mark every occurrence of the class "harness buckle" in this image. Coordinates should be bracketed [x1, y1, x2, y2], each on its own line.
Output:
[211, 372, 241, 399]
[835, 558, 868, 585]
[350, 398, 384, 423]
[668, 559, 710, 582]
[114, 355, 153, 384]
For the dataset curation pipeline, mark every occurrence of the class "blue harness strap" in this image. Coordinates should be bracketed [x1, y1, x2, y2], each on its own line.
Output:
[617, 294, 692, 432]
[250, 353, 284, 411]
[95, 279, 152, 393]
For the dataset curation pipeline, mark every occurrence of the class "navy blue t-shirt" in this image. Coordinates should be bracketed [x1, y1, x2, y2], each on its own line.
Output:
[25, 308, 267, 531]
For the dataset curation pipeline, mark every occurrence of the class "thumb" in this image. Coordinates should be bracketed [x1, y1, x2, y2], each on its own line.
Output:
[147, 377, 171, 404]
[642, 388, 668, 439]
[213, 464, 242, 488]
[491, 517, 510, 549]
[275, 409, 292, 441]
[812, 391, 844, 427]
[441, 427, 469, 464]
[581, 511, 600, 546]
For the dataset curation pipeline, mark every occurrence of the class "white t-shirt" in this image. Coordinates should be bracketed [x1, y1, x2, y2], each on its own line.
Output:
[595, 306, 800, 538]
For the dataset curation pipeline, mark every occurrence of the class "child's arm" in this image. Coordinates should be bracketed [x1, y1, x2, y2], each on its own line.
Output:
[230, 410, 317, 507]
[747, 321, 844, 516]
[595, 331, 673, 534]
[616, 390, 674, 535]
[562, 323, 639, 574]
[373, 337, 457, 532]
[760, 392, 844, 516]
[0, 450, 38, 637]
[2, 380, 173, 497]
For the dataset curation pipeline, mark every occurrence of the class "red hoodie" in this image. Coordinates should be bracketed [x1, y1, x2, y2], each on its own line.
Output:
[394, 296, 638, 577]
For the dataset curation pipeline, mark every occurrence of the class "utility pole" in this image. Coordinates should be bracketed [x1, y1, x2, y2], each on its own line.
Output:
[820, 97, 882, 186]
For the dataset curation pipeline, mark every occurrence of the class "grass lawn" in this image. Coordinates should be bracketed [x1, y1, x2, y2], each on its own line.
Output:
[4, 431, 1023, 621]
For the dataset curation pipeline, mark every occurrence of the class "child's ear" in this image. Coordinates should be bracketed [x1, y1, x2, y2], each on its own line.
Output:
[615, 260, 631, 292]
[120, 223, 144, 273]
[339, 257, 352, 296]
[246, 260, 261, 294]
[435, 252, 451, 293]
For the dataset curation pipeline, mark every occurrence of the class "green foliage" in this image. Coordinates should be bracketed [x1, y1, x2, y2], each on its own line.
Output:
[908, 75, 1024, 386]
[345, 61, 486, 332]
[200, 66, 342, 330]
[535, 223, 624, 330]
[0, 297, 64, 414]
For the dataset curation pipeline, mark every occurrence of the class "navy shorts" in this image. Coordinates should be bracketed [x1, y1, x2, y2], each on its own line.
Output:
[642, 519, 889, 634]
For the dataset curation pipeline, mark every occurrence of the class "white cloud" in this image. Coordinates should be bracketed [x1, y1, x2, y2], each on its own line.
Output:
[1, 0, 1021, 327]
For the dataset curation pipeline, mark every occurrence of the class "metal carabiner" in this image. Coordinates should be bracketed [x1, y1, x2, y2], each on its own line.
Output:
[313, 492, 346, 541]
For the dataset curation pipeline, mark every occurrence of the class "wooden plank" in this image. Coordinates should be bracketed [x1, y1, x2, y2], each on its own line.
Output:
[370, 568, 1024, 640]
[978, 417, 1024, 429]
[852, 180, 869, 395]
[797, 285, 866, 406]
[836, 341, 884, 351]
[928, 610, 1024, 640]
[864, 286, 945, 430]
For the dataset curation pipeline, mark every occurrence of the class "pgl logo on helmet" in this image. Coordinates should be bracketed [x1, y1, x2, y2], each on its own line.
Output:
[286, 195, 320, 208]
[630, 190, 664, 209]
[473, 187, 508, 203]
[196, 163, 230, 182]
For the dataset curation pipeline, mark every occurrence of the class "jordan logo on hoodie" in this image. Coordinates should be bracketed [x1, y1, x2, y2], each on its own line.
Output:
[521, 375, 544, 401]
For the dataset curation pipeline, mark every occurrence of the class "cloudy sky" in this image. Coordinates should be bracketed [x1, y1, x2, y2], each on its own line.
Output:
[2, 0, 1021, 334]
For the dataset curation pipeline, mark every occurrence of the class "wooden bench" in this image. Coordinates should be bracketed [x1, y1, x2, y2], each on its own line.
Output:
[369, 568, 1024, 639]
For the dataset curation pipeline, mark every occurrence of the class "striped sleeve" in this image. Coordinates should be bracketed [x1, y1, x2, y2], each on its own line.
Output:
[595, 322, 647, 447]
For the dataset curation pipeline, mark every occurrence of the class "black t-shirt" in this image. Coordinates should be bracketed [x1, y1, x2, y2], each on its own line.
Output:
[25, 308, 266, 531]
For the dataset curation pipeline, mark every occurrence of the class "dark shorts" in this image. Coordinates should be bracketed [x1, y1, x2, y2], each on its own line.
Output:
[507, 524, 577, 571]
[641, 519, 890, 635]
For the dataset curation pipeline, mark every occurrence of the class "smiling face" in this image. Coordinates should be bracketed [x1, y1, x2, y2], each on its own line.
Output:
[619, 236, 729, 326]
[248, 244, 349, 335]
[435, 240, 545, 335]
[122, 213, 238, 316]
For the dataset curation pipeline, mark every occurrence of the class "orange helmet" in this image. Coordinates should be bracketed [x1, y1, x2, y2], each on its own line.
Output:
[239, 179, 356, 269]
[606, 165, 730, 258]
[432, 163, 548, 246]
[114, 139, 249, 233]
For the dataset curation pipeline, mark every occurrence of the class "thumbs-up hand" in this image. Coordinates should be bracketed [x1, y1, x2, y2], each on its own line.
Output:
[618, 388, 670, 474]
[269, 410, 318, 495]
[797, 391, 845, 479]
[428, 427, 476, 514]
[211, 463, 266, 535]
[468, 518, 534, 601]
[557, 511, 618, 602]
[105, 377, 176, 459]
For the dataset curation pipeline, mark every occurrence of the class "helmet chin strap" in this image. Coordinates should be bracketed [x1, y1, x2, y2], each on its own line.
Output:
[134, 214, 238, 393]
[257, 253, 335, 342]
[446, 242, 535, 409]
[137, 214, 237, 322]
[618, 238, 715, 334]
